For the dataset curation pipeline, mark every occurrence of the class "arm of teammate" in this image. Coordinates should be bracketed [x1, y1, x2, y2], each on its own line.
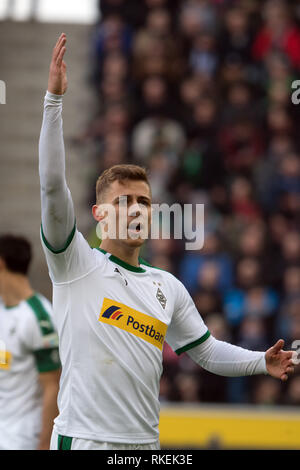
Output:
[38, 369, 60, 450]
[187, 336, 295, 380]
[39, 33, 75, 251]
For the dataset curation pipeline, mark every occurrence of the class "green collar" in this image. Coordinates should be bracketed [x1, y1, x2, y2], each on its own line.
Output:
[97, 248, 146, 273]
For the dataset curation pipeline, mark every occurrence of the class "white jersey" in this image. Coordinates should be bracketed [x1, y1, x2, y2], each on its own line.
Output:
[41, 226, 209, 444]
[0, 293, 60, 450]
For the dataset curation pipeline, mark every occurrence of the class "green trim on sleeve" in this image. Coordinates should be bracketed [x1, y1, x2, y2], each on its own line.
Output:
[175, 330, 211, 355]
[26, 294, 55, 336]
[41, 222, 76, 254]
[58, 435, 73, 450]
[33, 347, 61, 373]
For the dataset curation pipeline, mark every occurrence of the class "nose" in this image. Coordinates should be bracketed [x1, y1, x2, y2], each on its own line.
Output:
[128, 202, 141, 218]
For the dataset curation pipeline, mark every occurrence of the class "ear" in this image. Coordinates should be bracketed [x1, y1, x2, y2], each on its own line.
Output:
[92, 204, 106, 222]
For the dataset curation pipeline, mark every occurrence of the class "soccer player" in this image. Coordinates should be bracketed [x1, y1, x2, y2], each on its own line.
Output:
[0, 235, 61, 450]
[39, 34, 296, 451]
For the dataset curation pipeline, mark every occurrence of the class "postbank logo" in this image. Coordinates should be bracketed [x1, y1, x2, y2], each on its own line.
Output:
[0, 350, 12, 370]
[99, 298, 167, 350]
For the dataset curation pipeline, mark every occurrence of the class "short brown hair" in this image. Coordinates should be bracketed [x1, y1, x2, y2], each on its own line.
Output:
[0, 235, 32, 275]
[96, 164, 150, 203]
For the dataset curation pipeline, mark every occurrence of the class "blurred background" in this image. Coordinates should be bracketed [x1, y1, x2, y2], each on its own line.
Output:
[1, 0, 300, 449]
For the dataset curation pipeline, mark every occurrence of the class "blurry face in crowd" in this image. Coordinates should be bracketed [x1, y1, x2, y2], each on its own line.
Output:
[105, 105, 129, 132]
[193, 98, 216, 127]
[281, 232, 300, 261]
[102, 53, 128, 80]
[192, 33, 216, 52]
[239, 316, 265, 339]
[102, 132, 127, 165]
[265, 53, 291, 81]
[198, 262, 220, 290]
[230, 177, 253, 202]
[180, 77, 202, 106]
[227, 83, 251, 107]
[268, 81, 290, 106]
[236, 258, 261, 289]
[193, 291, 219, 316]
[101, 76, 126, 102]
[284, 267, 300, 294]
[279, 154, 300, 179]
[268, 106, 292, 134]
[180, 7, 203, 38]
[269, 135, 294, 158]
[225, 7, 248, 35]
[268, 213, 289, 244]
[147, 9, 171, 35]
[142, 76, 167, 105]
[239, 224, 265, 257]
[263, 1, 290, 32]
[221, 59, 246, 83]
[102, 16, 124, 52]
[205, 314, 229, 341]
[201, 233, 219, 255]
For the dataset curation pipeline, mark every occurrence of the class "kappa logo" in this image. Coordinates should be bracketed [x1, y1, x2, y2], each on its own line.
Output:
[101, 305, 124, 321]
[114, 267, 128, 286]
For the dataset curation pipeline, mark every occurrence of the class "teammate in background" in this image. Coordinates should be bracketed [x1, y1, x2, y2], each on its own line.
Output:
[0, 235, 61, 450]
[39, 34, 296, 451]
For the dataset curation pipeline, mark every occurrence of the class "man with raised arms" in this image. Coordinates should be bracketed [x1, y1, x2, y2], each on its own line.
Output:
[39, 34, 296, 451]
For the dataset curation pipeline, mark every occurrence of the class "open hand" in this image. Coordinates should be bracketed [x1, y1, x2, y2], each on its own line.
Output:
[48, 33, 68, 95]
[265, 339, 296, 381]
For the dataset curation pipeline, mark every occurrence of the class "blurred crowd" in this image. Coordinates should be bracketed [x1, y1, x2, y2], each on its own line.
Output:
[79, 0, 300, 406]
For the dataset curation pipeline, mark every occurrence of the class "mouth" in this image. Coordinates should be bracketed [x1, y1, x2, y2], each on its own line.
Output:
[128, 223, 141, 233]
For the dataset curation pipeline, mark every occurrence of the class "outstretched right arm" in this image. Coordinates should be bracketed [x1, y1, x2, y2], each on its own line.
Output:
[39, 33, 75, 251]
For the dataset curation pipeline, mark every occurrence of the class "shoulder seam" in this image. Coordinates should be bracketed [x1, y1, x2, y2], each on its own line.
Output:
[51, 263, 101, 286]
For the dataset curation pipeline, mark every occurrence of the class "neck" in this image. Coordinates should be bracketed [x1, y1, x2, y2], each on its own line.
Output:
[1, 273, 34, 308]
[99, 240, 141, 267]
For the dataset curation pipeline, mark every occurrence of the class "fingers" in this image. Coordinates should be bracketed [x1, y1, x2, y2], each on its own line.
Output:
[282, 356, 294, 367]
[280, 363, 295, 381]
[56, 45, 66, 67]
[52, 33, 66, 62]
[272, 339, 285, 353]
[54, 33, 65, 49]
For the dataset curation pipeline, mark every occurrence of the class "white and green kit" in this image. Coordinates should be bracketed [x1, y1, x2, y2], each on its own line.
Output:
[39, 92, 268, 450]
[0, 294, 60, 450]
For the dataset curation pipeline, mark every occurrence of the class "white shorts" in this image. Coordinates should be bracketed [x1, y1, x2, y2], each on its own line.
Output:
[50, 428, 160, 450]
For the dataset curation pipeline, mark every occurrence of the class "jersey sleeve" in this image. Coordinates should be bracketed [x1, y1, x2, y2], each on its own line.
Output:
[166, 279, 210, 355]
[21, 295, 61, 373]
[41, 224, 97, 284]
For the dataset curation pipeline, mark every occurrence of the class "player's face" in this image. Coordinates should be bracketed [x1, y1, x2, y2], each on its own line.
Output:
[95, 179, 152, 248]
